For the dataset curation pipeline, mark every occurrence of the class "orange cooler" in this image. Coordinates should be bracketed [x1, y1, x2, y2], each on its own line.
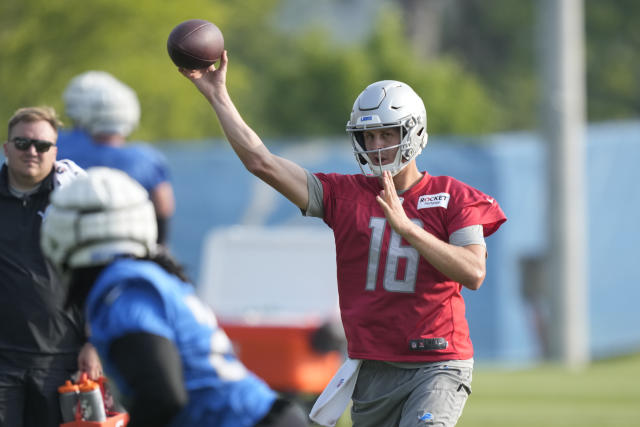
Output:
[222, 322, 342, 393]
[198, 227, 345, 394]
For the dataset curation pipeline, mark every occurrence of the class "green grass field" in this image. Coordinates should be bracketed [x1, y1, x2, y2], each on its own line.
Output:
[328, 352, 640, 427]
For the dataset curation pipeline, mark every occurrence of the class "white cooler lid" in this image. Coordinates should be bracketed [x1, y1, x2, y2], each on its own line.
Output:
[197, 225, 340, 326]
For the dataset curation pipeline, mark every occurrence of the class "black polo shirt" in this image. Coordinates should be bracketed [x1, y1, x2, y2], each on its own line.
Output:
[0, 164, 84, 368]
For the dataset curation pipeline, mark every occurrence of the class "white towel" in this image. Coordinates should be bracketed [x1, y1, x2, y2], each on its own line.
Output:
[309, 358, 362, 426]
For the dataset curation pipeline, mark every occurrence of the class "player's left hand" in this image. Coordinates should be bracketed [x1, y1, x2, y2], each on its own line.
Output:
[77, 342, 103, 381]
[376, 170, 414, 236]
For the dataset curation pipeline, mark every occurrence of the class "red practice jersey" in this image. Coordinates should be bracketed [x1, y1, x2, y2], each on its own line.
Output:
[315, 172, 507, 362]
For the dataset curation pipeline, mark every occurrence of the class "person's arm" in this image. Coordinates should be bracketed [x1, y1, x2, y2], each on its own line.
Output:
[109, 332, 188, 427]
[151, 181, 175, 219]
[151, 182, 175, 244]
[375, 171, 486, 290]
[179, 50, 309, 210]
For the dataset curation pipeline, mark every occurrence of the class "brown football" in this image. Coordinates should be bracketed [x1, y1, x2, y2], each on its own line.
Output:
[167, 19, 224, 69]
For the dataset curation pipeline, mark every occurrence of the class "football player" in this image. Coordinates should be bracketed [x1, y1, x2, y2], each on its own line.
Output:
[40, 167, 309, 427]
[180, 51, 507, 427]
[58, 71, 175, 245]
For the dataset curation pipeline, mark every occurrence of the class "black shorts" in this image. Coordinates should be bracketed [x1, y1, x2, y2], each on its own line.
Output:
[0, 354, 76, 427]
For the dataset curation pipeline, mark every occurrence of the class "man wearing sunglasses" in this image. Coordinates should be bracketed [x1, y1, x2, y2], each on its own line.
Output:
[0, 106, 101, 427]
[4, 115, 58, 190]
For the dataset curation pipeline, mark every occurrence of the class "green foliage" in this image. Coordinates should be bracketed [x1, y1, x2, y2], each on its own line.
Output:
[439, 0, 640, 129]
[233, 7, 500, 139]
[2, 0, 638, 143]
[439, 0, 538, 131]
[0, 0, 508, 143]
[585, 0, 640, 121]
[363, 10, 500, 135]
[252, 30, 371, 138]
[0, 0, 249, 142]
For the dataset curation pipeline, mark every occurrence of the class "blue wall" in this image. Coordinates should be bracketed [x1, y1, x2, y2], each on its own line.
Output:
[4, 120, 637, 363]
[161, 121, 640, 364]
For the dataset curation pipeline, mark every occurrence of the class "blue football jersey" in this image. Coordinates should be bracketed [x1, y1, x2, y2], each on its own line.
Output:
[86, 258, 276, 426]
[57, 128, 171, 193]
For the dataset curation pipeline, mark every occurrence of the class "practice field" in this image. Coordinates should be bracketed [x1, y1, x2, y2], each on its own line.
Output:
[329, 352, 640, 426]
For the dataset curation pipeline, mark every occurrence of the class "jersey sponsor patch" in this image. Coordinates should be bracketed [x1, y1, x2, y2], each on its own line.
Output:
[417, 192, 450, 209]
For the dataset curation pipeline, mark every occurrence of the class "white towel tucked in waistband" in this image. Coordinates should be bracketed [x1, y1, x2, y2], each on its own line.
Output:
[309, 358, 362, 427]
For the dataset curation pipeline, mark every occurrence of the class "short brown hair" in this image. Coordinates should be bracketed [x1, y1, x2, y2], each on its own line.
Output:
[7, 106, 63, 139]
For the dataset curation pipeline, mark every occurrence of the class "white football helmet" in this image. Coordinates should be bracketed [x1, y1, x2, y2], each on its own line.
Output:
[41, 167, 157, 272]
[346, 80, 428, 176]
[63, 71, 141, 137]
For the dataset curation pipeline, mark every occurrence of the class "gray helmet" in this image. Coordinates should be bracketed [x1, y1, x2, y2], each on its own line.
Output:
[63, 71, 141, 137]
[41, 167, 157, 273]
[346, 80, 428, 176]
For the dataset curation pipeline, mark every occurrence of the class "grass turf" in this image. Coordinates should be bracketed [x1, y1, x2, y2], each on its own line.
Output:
[327, 352, 640, 426]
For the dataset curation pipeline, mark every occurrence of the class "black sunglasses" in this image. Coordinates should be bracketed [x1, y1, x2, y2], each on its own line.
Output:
[10, 137, 56, 153]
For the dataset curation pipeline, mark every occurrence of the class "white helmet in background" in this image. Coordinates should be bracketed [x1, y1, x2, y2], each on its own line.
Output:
[346, 80, 428, 176]
[41, 167, 157, 273]
[63, 71, 141, 137]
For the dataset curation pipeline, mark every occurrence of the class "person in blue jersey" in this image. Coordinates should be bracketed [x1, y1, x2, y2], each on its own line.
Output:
[40, 167, 309, 427]
[57, 71, 175, 245]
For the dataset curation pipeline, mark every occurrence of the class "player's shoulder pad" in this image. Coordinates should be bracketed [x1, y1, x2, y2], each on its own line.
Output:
[53, 159, 87, 188]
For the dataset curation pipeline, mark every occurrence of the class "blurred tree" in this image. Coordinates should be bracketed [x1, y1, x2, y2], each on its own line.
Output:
[244, 6, 499, 138]
[0, 0, 268, 142]
[9, 0, 616, 142]
[437, 0, 537, 131]
[364, 8, 499, 135]
[423, 0, 640, 129]
[398, 0, 447, 60]
[585, 0, 640, 121]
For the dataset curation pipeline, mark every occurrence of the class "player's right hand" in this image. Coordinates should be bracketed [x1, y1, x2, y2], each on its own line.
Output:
[179, 49, 228, 98]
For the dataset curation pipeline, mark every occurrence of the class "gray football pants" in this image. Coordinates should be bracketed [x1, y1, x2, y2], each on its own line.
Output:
[351, 360, 472, 427]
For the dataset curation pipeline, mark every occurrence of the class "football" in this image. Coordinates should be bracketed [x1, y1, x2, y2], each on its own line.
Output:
[167, 19, 224, 69]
